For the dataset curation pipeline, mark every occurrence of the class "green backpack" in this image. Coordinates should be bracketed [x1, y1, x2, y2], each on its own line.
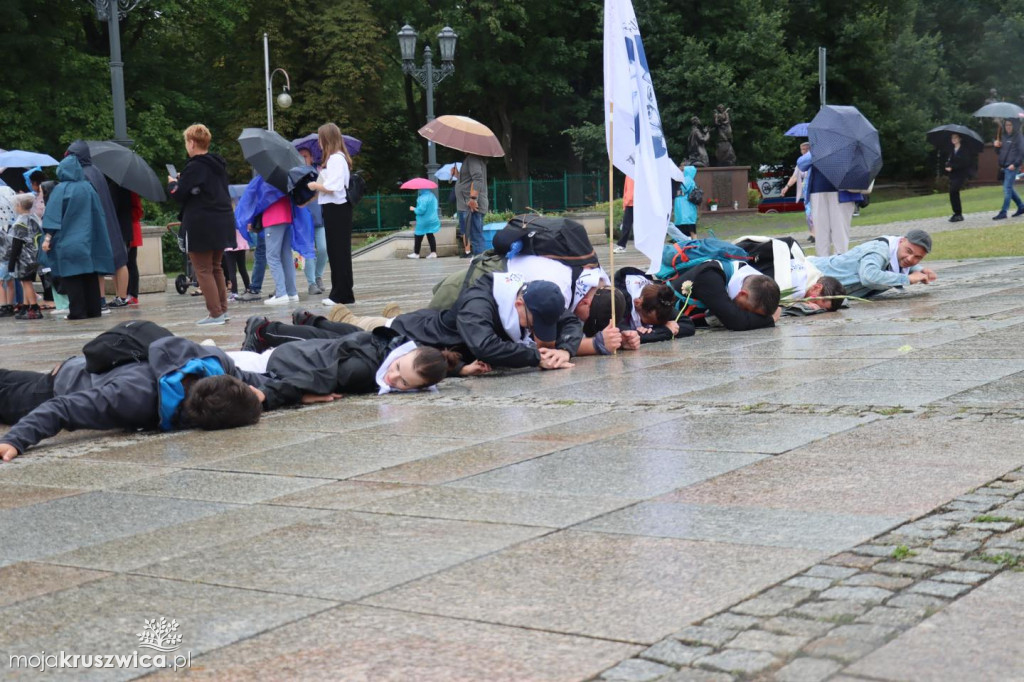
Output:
[427, 250, 507, 310]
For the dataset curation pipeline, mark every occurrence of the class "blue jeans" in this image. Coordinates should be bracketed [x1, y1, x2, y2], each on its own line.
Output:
[461, 211, 485, 254]
[304, 225, 328, 285]
[264, 223, 297, 297]
[1000, 167, 1023, 214]
[249, 229, 266, 293]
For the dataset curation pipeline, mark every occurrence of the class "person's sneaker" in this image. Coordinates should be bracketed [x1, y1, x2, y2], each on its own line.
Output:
[288, 294, 300, 302]
[241, 315, 269, 352]
[291, 309, 319, 326]
[100, 299, 110, 313]
[264, 294, 290, 306]
[196, 314, 227, 326]
[808, 235, 816, 243]
[308, 282, 323, 295]
[613, 245, 627, 253]
[236, 290, 262, 302]
[127, 296, 139, 305]
[426, 252, 438, 259]
[322, 298, 339, 307]
[993, 212, 1008, 220]
[1014, 207, 1024, 217]
[0, 305, 14, 318]
[406, 253, 420, 259]
[459, 252, 472, 258]
[381, 302, 402, 318]
[108, 296, 130, 309]
[15, 305, 42, 320]
[949, 214, 964, 222]
[315, 277, 325, 291]
[200, 338, 217, 346]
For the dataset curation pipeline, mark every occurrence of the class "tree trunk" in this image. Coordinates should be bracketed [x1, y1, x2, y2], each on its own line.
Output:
[495, 103, 529, 179]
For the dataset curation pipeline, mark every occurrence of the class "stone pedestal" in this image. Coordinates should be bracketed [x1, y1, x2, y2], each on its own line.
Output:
[103, 224, 168, 295]
[695, 166, 751, 213]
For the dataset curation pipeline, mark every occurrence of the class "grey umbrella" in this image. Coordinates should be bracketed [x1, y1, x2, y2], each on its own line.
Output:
[972, 102, 1024, 119]
[84, 140, 166, 201]
[238, 128, 305, 193]
[808, 105, 883, 191]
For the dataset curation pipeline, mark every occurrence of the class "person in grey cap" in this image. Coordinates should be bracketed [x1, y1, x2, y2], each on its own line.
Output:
[808, 229, 937, 299]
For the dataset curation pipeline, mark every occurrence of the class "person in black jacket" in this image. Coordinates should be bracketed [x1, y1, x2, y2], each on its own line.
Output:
[168, 124, 237, 325]
[671, 261, 780, 331]
[614, 267, 695, 343]
[0, 336, 269, 461]
[945, 134, 972, 223]
[993, 118, 1024, 220]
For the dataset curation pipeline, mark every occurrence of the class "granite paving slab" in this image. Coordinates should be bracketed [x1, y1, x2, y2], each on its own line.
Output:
[136, 511, 546, 601]
[363, 530, 824, 643]
[112, 469, 330, 504]
[147, 604, 640, 682]
[847, 570, 1024, 681]
[0, 562, 110, 608]
[0, 483, 85, 509]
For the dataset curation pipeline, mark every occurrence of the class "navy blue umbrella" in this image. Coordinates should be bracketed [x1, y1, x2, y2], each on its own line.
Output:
[808, 105, 882, 191]
[784, 122, 809, 137]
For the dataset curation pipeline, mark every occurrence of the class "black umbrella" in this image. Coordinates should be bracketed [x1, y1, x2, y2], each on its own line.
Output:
[926, 125, 984, 154]
[238, 128, 305, 193]
[808, 105, 883, 191]
[972, 102, 1024, 119]
[85, 140, 166, 202]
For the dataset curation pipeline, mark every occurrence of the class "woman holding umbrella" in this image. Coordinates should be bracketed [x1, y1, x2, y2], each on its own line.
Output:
[307, 123, 356, 306]
[945, 134, 972, 222]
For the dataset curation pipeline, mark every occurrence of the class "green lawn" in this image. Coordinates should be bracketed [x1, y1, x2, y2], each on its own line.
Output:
[931, 223, 1024, 260]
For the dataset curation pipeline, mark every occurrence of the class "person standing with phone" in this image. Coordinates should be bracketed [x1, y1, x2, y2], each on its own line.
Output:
[168, 124, 236, 325]
[307, 123, 355, 306]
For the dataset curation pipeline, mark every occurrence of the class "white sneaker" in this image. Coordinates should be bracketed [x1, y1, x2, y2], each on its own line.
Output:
[322, 298, 338, 307]
[406, 253, 420, 259]
[264, 294, 290, 306]
[426, 252, 438, 259]
[613, 245, 627, 254]
[288, 294, 300, 302]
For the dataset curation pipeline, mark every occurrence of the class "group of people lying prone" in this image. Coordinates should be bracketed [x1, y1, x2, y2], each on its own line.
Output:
[0, 220, 937, 461]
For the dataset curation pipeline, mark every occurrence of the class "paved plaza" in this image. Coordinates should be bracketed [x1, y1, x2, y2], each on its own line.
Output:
[2, 214, 1024, 681]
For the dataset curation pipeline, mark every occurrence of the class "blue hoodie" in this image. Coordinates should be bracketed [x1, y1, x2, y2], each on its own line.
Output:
[673, 165, 699, 226]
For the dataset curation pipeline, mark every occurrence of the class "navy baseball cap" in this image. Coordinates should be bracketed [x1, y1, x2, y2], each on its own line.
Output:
[522, 280, 565, 343]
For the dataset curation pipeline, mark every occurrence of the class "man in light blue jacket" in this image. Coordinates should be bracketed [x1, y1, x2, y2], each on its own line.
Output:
[808, 229, 937, 299]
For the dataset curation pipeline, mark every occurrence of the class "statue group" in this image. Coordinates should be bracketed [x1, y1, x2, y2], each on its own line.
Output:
[687, 104, 736, 167]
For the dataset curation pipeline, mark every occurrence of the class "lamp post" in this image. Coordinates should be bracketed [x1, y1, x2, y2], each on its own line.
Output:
[398, 24, 457, 182]
[91, 0, 144, 146]
[263, 33, 293, 132]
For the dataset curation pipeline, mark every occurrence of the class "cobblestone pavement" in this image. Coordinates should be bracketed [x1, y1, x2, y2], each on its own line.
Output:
[1, 219, 1023, 680]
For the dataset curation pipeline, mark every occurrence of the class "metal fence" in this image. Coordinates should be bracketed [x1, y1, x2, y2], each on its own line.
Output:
[351, 173, 607, 233]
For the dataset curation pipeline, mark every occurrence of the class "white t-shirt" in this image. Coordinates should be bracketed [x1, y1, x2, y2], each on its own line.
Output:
[317, 152, 350, 205]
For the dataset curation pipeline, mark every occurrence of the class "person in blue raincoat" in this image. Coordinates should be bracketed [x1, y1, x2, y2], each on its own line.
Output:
[672, 165, 699, 238]
[408, 189, 440, 259]
[234, 175, 315, 278]
[41, 155, 114, 320]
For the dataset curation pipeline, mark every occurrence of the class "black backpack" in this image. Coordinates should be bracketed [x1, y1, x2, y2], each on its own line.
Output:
[492, 215, 600, 268]
[82, 320, 174, 374]
[347, 171, 366, 205]
[687, 185, 704, 206]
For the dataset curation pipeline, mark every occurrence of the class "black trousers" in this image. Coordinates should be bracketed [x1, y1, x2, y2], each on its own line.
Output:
[413, 233, 437, 254]
[0, 368, 55, 424]
[949, 175, 966, 216]
[127, 247, 139, 298]
[223, 251, 250, 293]
[262, 320, 361, 348]
[62, 273, 103, 319]
[322, 202, 354, 303]
[616, 206, 635, 247]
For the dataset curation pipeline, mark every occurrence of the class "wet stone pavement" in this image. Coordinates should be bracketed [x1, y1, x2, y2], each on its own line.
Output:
[1, 244, 1024, 681]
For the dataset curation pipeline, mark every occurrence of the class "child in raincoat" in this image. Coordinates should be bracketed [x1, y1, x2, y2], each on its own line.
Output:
[408, 189, 440, 259]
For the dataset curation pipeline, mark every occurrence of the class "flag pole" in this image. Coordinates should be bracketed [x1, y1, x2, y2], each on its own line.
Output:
[608, 102, 616, 333]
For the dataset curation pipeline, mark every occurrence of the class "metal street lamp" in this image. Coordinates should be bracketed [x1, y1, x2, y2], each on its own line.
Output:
[398, 24, 457, 181]
[263, 33, 293, 132]
[91, 0, 144, 146]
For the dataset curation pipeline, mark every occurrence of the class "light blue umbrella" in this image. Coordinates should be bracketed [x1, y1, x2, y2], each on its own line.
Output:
[784, 123, 809, 137]
[0, 150, 59, 167]
[435, 162, 462, 182]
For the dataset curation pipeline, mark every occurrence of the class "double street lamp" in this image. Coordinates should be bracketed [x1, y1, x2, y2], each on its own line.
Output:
[397, 24, 457, 181]
[263, 33, 293, 132]
[92, 0, 144, 146]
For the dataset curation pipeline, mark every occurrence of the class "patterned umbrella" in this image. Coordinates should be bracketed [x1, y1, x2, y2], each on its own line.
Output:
[808, 105, 882, 191]
[418, 115, 504, 157]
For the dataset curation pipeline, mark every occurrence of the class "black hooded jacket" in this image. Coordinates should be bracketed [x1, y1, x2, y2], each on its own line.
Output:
[169, 152, 236, 253]
[391, 273, 584, 368]
[998, 120, 1024, 170]
[66, 140, 128, 269]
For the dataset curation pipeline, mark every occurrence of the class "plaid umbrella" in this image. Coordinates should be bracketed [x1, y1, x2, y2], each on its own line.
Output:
[808, 105, 882, 191]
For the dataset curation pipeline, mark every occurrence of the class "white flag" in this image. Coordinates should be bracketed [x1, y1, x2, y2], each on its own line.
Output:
[604, 0, 682, 272]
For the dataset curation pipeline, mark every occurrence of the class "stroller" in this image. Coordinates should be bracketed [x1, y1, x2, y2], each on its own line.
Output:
[166, 222, 199, 295]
